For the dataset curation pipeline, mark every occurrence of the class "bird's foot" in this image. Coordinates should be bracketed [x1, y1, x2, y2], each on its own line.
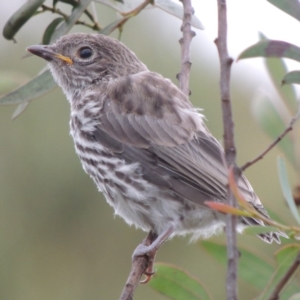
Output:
[132, 226, 174, 284]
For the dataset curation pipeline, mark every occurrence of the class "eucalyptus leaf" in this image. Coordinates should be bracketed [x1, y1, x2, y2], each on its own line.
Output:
[267, 0, 300, 22]
[54, 0, 95, 22]
[42, 17, 64, 45]
[0, 70, 56, 106]
[239, 40, 300, 63]
[277, 156, 300, 225]
[282, 71, 300, 85]
[201, 241, 274, 290]
[98, 18, 127, 36]
[3, 0, 46, 41]
[12, 102, 30, 119]
[149, 263, 212, 300]
[259, 32, 298, 113]
[155, 0, 204, 30]
[203, 242, 299, 300]
[50, 0, 93, 44]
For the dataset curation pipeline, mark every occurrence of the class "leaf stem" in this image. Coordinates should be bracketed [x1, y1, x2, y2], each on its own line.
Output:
[241, 108, 300, 171]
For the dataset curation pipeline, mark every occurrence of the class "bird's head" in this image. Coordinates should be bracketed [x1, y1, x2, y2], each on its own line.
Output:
[27, 33, 147, 99]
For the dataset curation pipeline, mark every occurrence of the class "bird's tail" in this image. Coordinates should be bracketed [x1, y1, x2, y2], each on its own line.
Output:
[242, 215, 288, 244]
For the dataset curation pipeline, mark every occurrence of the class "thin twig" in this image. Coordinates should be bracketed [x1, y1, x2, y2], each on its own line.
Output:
[40, 4, 101, 30]
[177, 0, 195, 97]
[215, 1, 238, 299]
[268, 251, 300, 300]
[241, 109, 300, 171]
[119, 232, 157, 300]
[120, 0, 153, 18]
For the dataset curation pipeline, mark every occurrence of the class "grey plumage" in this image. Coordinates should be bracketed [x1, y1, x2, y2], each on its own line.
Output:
[27, 33, 286, 245]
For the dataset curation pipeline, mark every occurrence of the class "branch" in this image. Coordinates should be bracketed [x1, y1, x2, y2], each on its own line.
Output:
[177, 0, 195, 96]
[40, 4, 101, 30]
[268, 251, 300, 300]
[119, 232, 157, 300]
[241, 109, 300, 171]
[215, 1, 238, 299]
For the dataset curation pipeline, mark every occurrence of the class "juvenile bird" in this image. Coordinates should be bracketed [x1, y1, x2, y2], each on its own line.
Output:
[27, 33, 284, 274]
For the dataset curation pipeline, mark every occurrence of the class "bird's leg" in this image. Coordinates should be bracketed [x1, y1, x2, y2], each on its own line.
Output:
[133, 225, 174, 283]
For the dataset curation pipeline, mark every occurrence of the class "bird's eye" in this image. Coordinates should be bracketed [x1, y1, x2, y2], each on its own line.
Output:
[78, 47, 93, 59]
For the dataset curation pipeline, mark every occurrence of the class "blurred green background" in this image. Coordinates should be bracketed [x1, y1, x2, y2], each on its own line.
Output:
[0, 1, 297, 299]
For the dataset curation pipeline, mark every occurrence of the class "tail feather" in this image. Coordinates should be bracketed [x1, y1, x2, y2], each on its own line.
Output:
[242, 215, 288, 244]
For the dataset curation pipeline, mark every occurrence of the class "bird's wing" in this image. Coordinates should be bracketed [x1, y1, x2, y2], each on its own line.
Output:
[88, 71, 263, 210]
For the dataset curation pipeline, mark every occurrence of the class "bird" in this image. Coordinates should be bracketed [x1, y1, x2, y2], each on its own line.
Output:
[27, 33, 285, 277]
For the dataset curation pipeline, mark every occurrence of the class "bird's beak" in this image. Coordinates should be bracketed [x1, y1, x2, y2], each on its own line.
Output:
[26, 45, 73, 64]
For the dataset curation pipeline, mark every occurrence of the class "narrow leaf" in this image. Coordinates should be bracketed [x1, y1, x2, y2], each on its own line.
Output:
[50, 0, 93, 44]
[267, 0, 300, 22]
[155, 0, 204, 29]
[259, 32, 298, 113]
[54, 0, 95, 22]
[282, 71, 300, 85]
[205, 201, 252, 217]
[12, 102, 29, 119]
[149, 263, 212, 300]
[277, 157, 300, 224]
[0, 70, 56, 105]
[42, 17, 64, 45]
[3, 0, 46, 41]
[238, 40, 300, 63]
[243, 226, 281, 236]
[98, 18, 128, 36]
[201, 241, 274, 291]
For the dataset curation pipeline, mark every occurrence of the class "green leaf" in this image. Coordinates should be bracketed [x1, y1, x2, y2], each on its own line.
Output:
[243, 226, 281, 236]
[282, 71, 300, 85]
[50, 0, 93, 44]
[3, 0, 46, 41]
[149, 263, 212, 300]
[238, 40, 300, 63]
[98, 18, 128, 36]
[277, 157, 300, 225]
[258, 33, 298, 113]
[264, 58, 298, 112]
[201, 241, 274, 291]
[0, 70, 56, 106]
[267, 0, 300, 22]
[12, 102, 30, 119]
[253, 94, 296, 166]
[54, 0, 95, 23]
[42, 17, 64, 45]
[155, 0, 204, 30]
[258, 245, 300, 300]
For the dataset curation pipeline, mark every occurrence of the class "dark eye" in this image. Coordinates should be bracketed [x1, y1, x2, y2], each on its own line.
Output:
[78, 47, 93, 59]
